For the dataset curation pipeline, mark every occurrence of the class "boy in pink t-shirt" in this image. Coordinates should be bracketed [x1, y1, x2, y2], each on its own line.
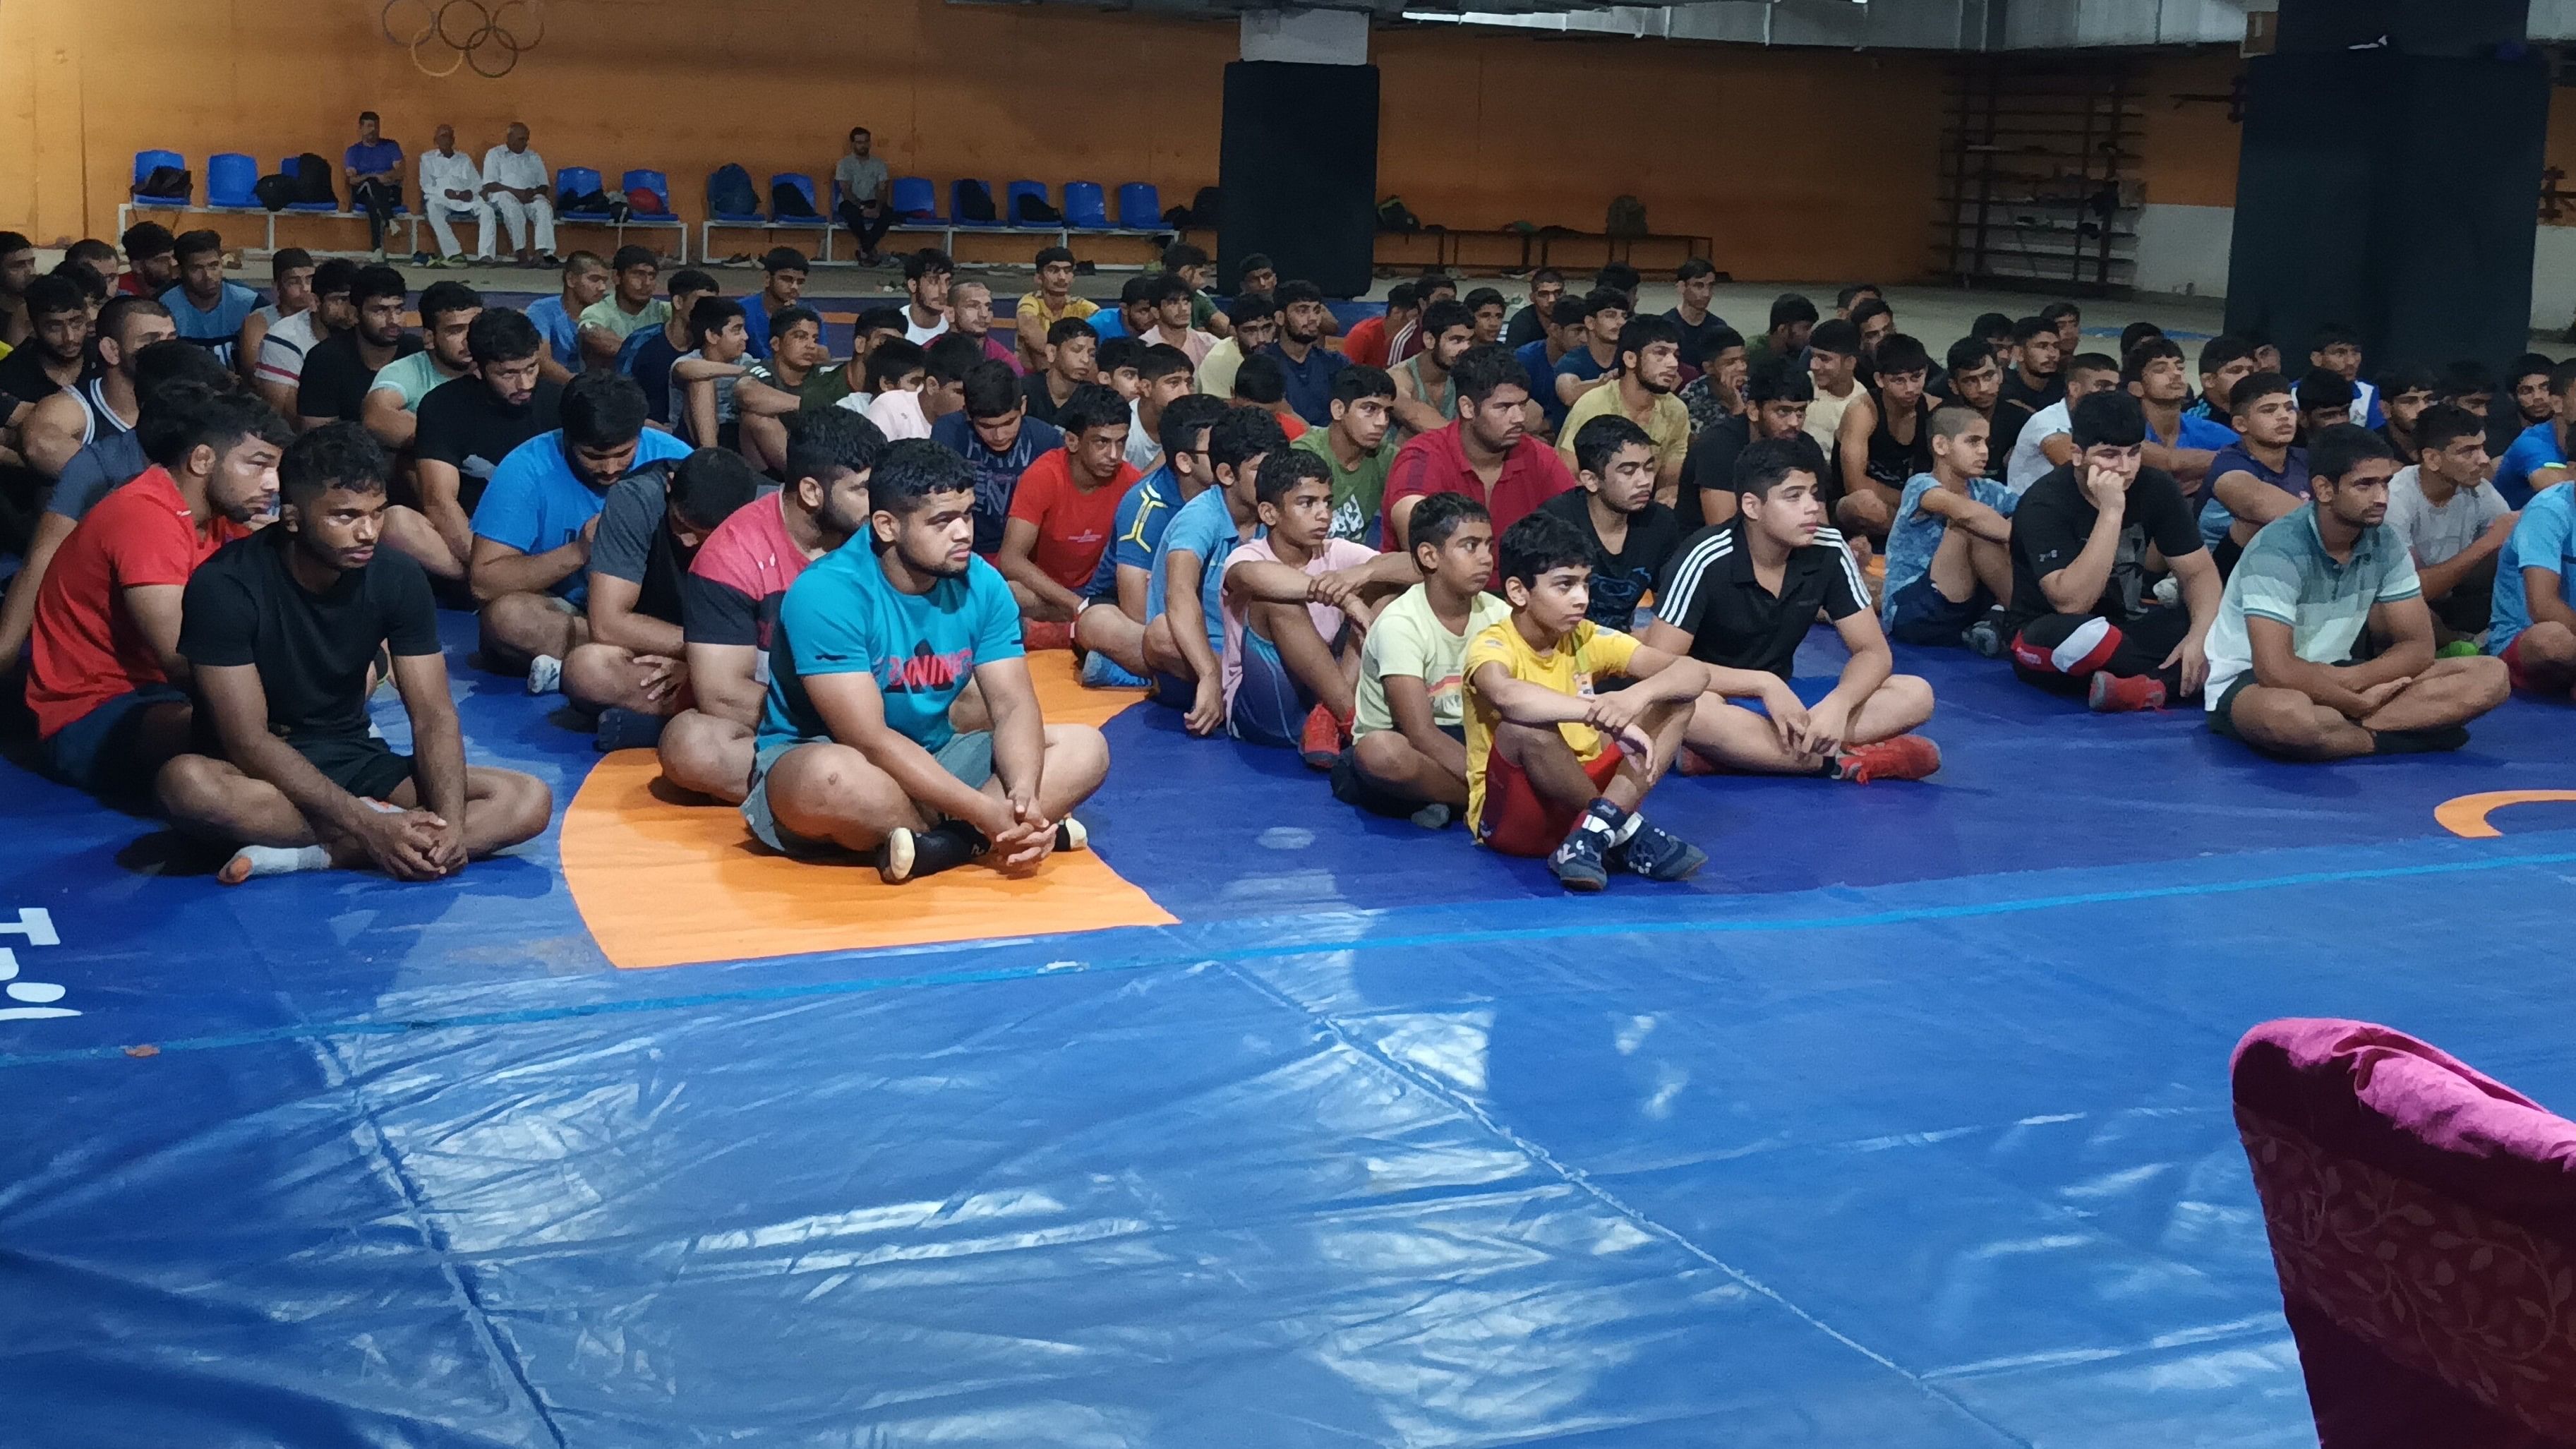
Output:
[1220, 449, 1423, 763]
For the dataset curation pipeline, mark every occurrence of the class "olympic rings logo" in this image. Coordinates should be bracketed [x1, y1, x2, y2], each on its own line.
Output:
[382, 0, 546, 78]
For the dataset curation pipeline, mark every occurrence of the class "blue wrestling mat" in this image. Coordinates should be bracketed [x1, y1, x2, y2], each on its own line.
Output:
[4, 612, 2572, 1447]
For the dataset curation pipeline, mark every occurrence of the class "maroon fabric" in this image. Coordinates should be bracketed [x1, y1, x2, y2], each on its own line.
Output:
[2233, 1018, 2576, 1448]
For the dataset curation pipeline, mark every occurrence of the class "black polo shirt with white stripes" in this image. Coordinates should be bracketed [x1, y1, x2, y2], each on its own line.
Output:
[1652, 517, 1869, 678]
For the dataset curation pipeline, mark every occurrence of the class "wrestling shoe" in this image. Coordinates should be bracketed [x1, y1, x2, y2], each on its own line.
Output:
[1055, 817, 1089, 853]
[1833, 735, 1942, 783]
[1549, 827, 1611, 892]
[1299, 704, 1346, 771]
[2087, 672, 2166, 714]
[524, 653, 563, 696]
[1617, 820, 1707, 882]
[876, 821, 989, 884]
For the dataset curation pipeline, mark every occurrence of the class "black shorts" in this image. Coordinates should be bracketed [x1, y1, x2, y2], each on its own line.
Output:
[299, 735, 416, 800]
[2206, 674, 2255, 742]
[1884, 576, 1990, 647]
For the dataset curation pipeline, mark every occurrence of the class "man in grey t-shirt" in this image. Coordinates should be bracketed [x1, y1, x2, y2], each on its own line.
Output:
[833, 126, 895, 267]
[560, 449, 762, 740]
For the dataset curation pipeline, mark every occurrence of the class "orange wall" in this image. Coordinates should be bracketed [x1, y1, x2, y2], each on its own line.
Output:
[0, 0, 1946, 283]
[2136, 51, 2243, 210]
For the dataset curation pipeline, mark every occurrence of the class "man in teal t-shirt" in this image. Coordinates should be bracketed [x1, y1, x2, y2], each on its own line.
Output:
[742, 440, 1109, 882]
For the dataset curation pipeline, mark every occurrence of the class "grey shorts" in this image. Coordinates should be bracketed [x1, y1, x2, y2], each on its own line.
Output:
[740, 730, 997, 857]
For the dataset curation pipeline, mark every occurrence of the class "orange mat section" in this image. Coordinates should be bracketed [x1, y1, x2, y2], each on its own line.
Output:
[560, 654, 1170, 970]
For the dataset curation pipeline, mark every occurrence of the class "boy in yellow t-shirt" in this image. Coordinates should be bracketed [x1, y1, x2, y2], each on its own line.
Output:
[1463, 509, 1712, 891]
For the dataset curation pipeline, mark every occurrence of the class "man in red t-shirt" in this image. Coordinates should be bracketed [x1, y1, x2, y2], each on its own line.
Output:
[1339, 284, 1414, 372]
[1381, 344, 1576, 553]
[25, 392, 289, 797]
[997, 384, 1140, 643]
[117, 222, 180, 299]
[658, 409, 886, 803]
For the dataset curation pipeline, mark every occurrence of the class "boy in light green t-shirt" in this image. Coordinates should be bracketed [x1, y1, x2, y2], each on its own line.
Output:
[1292, 363, 1398, 545]
[1336, 493, 1509, 829]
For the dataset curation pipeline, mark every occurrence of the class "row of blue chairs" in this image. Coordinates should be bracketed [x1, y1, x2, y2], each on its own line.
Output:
[700, 174, 1162, 260]
[128, 150, 1169, 264]
[128, 150, 693, 258]
[706, 175, 1158, 230]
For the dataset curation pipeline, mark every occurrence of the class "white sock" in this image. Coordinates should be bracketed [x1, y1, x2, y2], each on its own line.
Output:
[229, 844, 331, 879]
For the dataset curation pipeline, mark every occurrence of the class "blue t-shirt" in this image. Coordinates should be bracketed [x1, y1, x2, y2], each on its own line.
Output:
[2151, 409, 2238, 459]
[929, 411, 1066, 556]
[1084, 465, 1179, 603]
[345, 139, 404, 178]
[2200, 442, 2310, 550]
[160, 282, 260, 367]
[757, 547, 1023, 754]
[1881, 472, 2018, 626]
[1145, 484, 1242, 656]
[738, 292, 776, 361]
[1089, 309, 1129, 341]
[2490, 483, 2576, 657]
[2493, 420, 2566, 510]
[469, 428, 692, 606]
[524, 296, 582, 369]
[1516, 339, 1570, 431]
[47, 430, 151, 522]
[1260, 342, 1349, 426]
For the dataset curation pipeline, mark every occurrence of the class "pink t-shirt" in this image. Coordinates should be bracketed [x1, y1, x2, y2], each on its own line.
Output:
[1219, 535, 1377, 706]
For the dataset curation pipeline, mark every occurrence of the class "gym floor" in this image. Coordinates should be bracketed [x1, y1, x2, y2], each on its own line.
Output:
[6, 596, 2575, 1444]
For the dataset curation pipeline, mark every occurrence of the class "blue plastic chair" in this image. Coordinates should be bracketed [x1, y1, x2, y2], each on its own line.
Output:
[557, 167, 611, 220]
[132, 149, 188, 201]
[621, 169, 675, 221]
[890, 176, 937, 221]
[706, 167, 764, 224]
[769, 174, 824, 224]
[206, 153, 260, 210]
[282, 156, 338, 212]
[1063, 181, 1109, 231]
[1117, 183, 1162, 230]
[1004, 180, 1051, 228]
[951, 179, 1002, 229]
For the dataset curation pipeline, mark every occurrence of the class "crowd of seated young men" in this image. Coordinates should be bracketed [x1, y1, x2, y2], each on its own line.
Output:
[0, 216, 2553, 891]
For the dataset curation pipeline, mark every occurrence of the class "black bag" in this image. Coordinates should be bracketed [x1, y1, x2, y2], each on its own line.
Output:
[954, 179, 997, 224]
[769, 179, 817, 219]
[559, 188, 615, 216]
[1606, 195, 1649, 238]
[293, 153, 336, 205]
[253, 173, 298, 212]
[1376, 196, 1421, 233]
[709, 164, 759, 217]
[1013, 191, 1061, 225]
[1187, 186, 1220, 229]
[135, 166, 191, 202]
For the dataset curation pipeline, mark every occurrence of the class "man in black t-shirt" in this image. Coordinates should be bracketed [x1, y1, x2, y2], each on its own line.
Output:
[2004, 391, 2222, 712]
[1680, 355, 1813, 531]
[158, 423, 550, 884]
[0, 274, 89, 422]
[1992, 315, 2066, 462]
[294, 265, 421, 428]
[415, 308, 563, 577]
[1540, 415, 1681, 635]
[560, 447, 759, 746]
[1641, 438, 1940, 783]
